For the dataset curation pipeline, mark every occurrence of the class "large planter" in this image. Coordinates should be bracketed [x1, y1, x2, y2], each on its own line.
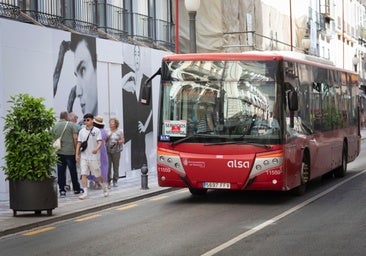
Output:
[9, 178, 58, 216]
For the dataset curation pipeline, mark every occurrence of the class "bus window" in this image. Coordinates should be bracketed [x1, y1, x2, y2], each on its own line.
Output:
[160, 60, 280, 142]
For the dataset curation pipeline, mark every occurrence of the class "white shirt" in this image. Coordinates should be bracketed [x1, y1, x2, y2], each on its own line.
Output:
[78, 126, 102, 160]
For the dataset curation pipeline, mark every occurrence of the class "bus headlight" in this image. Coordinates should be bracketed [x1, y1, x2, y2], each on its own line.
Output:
[250, 151, 283, 179]
[158, 149, 186, 177]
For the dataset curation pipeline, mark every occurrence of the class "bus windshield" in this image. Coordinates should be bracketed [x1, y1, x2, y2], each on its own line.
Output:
[159, 60, 281, 144]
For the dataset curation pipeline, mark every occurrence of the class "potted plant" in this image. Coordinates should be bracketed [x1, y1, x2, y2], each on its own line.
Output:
[2, 93, 59, 216]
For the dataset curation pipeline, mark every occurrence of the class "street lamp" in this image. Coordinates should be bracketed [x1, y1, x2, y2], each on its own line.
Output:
[302, 35, 310, 54]
[184, 0, 200, 53]
[352, 54, 359, 72]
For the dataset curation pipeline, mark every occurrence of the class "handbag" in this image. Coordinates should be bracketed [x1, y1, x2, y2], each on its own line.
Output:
[80, 128, 93, 152]
[52, 138, 62, 150]
[80, 140, 88, 152]
[107, 130, 124, 153]
[53, 122, 69, 150]
[109, 142, 123, 153]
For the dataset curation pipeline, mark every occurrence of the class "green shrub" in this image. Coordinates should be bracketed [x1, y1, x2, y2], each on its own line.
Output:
[2, 94, 58, 181]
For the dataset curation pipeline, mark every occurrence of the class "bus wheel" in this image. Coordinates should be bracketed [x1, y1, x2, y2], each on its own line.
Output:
[293, 154, 310, 196]
[334, 144, 347, 178]
[189, 188, 208, 195]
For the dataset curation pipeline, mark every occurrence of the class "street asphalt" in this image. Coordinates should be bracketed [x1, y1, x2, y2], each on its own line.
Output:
[1, 129, 365, 238]
[0, 170, 173, 237]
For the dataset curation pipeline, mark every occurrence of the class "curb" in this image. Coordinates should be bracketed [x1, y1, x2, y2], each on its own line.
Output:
[0, 187, 175, 238]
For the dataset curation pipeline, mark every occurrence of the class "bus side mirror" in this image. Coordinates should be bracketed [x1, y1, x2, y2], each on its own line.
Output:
[288, 90, 298, 111]
[139, 68, 161, 105]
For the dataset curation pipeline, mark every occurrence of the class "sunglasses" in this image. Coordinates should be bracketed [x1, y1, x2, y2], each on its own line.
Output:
[84, 118, 92, 122]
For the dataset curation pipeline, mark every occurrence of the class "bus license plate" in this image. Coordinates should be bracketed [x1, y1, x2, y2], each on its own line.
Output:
[203, 182, 231, 189]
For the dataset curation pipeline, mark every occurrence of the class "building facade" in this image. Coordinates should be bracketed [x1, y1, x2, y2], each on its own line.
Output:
[176, 0, 366, 75]
[0, 0, 175, 51]
[1, 0, 366, 199]
[0, 0, 174, 200]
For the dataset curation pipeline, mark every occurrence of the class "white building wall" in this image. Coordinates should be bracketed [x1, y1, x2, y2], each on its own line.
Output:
[0, 20, 4, 200]
[0, 18, 168, 200]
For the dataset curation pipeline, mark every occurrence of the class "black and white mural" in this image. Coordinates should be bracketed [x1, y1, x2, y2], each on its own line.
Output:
[0, 18, 167, 199]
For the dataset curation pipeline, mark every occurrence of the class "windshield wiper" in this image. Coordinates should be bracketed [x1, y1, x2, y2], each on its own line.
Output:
[170, 133, 225, 146]
[170, 134, 195, 146]
[206, 140, 271, 149]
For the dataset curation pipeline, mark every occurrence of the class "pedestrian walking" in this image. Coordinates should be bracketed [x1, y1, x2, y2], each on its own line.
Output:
[65, 111, 81, 191]
[52, 111, 83, 198]
[76, 113, 109, 199]
[87, 115, 109, 189]
[106, 117, 124, 187]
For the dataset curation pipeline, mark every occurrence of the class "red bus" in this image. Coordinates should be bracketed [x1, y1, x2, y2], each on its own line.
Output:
[141, 51, 361, 195]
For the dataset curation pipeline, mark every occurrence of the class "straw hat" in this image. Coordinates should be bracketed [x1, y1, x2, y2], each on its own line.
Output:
[93, 115, 105, 126]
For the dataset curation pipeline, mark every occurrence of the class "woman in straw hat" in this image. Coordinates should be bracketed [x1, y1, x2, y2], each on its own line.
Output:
[87, 115, 108, 189]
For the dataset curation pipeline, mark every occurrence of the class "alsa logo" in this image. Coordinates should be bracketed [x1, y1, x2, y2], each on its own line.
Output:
[227, 160, 250, 168]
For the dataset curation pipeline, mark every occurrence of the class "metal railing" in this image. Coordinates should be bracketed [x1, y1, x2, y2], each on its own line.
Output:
[132, 12, 153, 40]
[97, 2, 127, 39]
[155, 18, 173, 49]
[0, 0, 174, 51]
[0, 1, 20, 19]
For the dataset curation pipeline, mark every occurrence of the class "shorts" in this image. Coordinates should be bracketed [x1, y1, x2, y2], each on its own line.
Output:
[80, 158, 101, 178]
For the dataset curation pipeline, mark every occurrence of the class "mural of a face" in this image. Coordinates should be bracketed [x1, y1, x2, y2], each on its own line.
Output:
[74, 39, 97, 115]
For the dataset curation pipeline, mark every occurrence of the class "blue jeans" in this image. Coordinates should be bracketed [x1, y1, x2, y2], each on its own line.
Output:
[57, 154, 81, 193]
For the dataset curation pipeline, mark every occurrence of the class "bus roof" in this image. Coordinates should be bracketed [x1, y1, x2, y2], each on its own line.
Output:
[162, 51, 356, 74]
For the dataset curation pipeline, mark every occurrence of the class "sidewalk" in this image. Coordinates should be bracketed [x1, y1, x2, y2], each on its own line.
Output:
[1, 130, 366, 238]
[0, 170, 173, 237]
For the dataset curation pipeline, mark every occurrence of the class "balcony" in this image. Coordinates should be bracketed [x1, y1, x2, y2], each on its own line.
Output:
[0, 0, 174, 51]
